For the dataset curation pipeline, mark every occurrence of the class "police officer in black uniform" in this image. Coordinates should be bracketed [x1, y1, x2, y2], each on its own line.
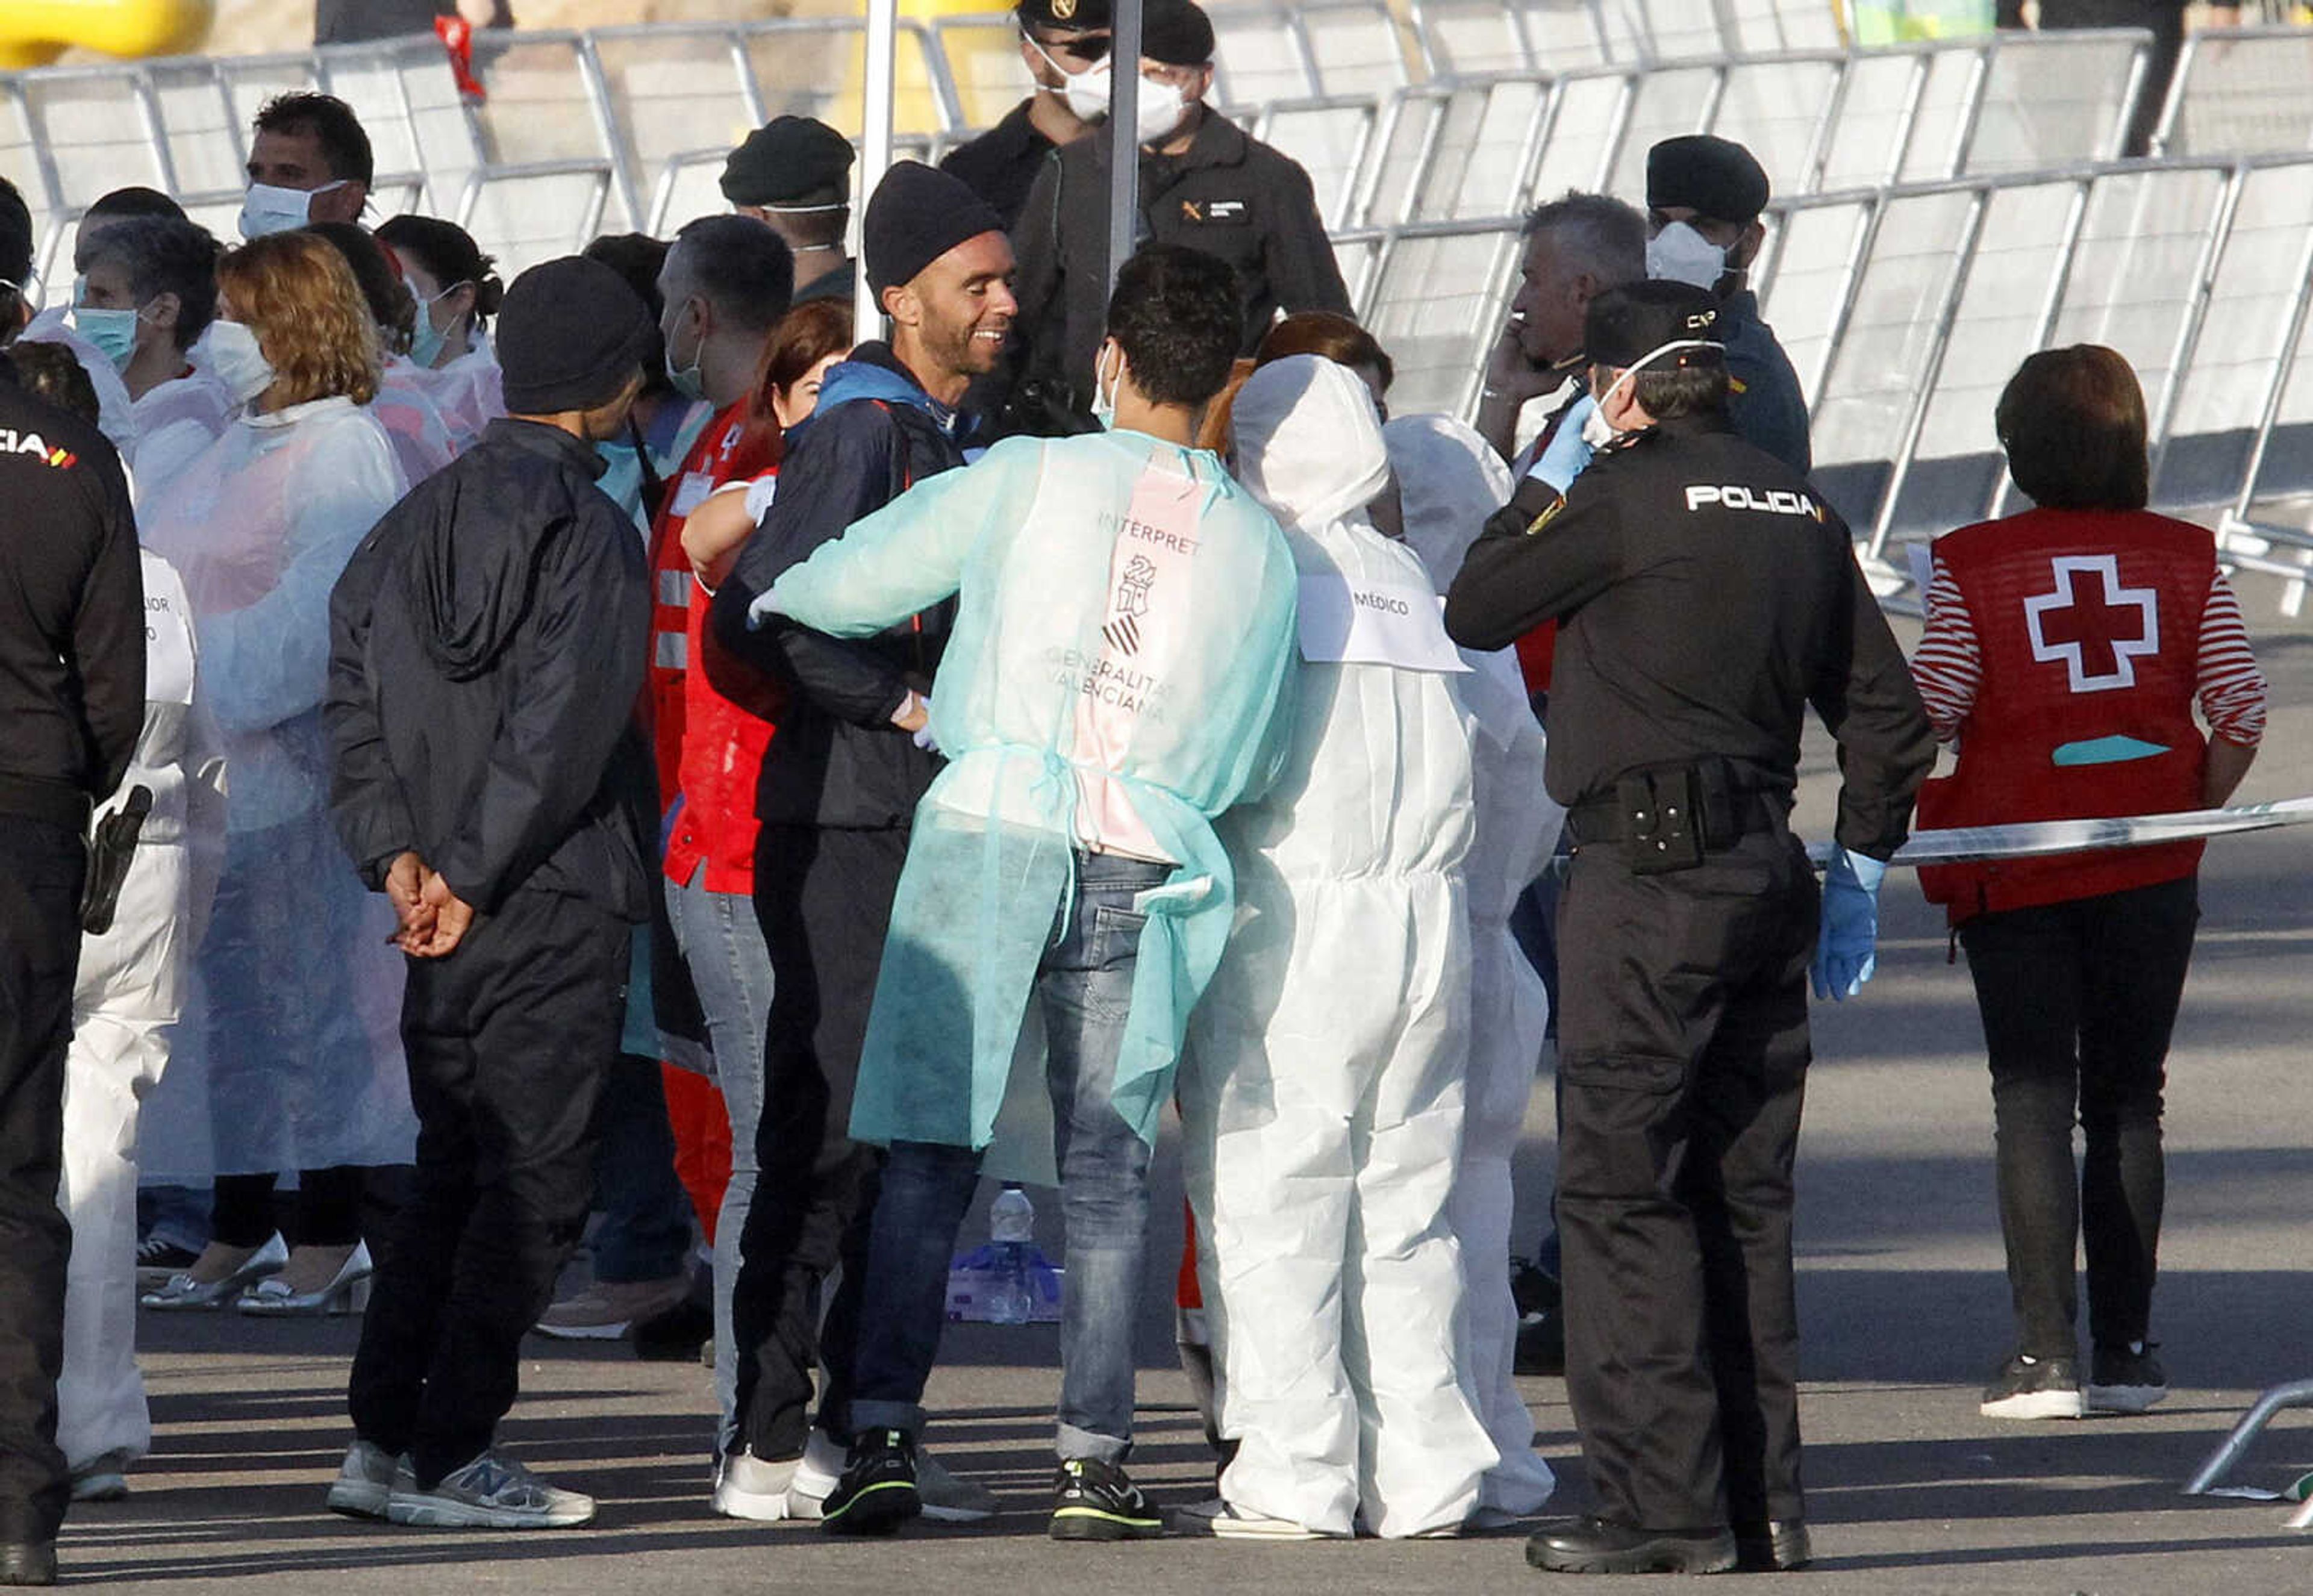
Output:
[940, 0, 1113, 230]
[1445, 282, 1933, 1577]
[1003, 0, 1349, 433]
[0, 178, 146, 1588]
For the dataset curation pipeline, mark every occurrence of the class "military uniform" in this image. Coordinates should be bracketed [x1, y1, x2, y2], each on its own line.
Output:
[1446, 287, 1932, 1570]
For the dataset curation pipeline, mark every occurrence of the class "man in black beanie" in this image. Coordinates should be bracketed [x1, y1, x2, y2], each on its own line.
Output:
[1004, 0, 1350, 434]
[720, 115, 858, 305]
[1644, 134, 1811, 476]
[323, 255, 657, 1532]
[702, 160, 1011, 1529]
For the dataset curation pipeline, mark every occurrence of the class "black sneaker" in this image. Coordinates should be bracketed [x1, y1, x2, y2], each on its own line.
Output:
[2088, 1341, 2167, 1414]
[819, 1429, 920, 1536]
[1049, 1457, 1164, 1542]
[1980, 1353, 2085, 1420]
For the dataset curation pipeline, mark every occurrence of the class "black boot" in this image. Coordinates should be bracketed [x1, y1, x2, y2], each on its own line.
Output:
[1526, 1515, 1738, 1575]
[1734, 1519, 1811, 1571]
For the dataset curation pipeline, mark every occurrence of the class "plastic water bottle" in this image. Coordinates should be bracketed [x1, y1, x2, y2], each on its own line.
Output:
[986, 1184, 1036, 1326]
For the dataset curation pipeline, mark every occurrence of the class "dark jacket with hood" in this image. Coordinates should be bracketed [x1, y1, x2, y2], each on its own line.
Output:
[326, 417, 654, 920]
[710, 341, 962, 831]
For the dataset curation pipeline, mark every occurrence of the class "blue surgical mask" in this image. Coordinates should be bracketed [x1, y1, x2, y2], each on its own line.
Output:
[70, 291, 144, 370]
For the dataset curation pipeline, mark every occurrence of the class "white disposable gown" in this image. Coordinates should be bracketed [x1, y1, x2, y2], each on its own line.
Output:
[761, 428, 1301, 1154]
[1387, 412, 1563, 1517]
[1181, 357, 1496, 1539]
[128, 330, 239, 504]
[136, 397, 418, 1180]
[59, 552, 223, 1471]
[411, 334, 505, 452]
[372, 355, 460, 484]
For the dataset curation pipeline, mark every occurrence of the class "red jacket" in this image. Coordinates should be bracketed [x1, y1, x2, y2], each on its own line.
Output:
[1915, 508, 2214, 923]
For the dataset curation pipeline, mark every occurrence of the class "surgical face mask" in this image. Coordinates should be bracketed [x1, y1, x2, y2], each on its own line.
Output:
[1029, 36, 1111, 123]
[1646, 220, 1729, 291]
[663, 301, 707, 403]
[1135, 76, 1191, 146]
[1587, 337, 1726, 441]
[409, 282, 466, 369]
[207, 318, 276, 404]
[71, 304, 143, 370]
[239, 179, 346, 241]
[1090, 341, 1122, 431]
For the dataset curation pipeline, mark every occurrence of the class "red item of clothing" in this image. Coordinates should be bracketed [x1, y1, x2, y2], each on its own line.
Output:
[648, 403, 776, 811]
[665, 472, 786, 893]
[1909, 507, 2266, 923]
[662, 1063, 732, 1245]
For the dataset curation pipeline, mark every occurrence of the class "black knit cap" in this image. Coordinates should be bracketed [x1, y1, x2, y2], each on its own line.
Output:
[1141, 0, 1215, 66]
[1647, 134, 1771, 225]
[498, 255, 656, 415]
[720, 115, 857, 208]
[863, 161, 1008, 296]
[0, 176, 33, 289]
[1585, 280, 1725, 372]
[1019, 0, 1113, 31]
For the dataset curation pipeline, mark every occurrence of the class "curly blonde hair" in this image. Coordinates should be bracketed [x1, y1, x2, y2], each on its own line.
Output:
[216, 231, 379, 407]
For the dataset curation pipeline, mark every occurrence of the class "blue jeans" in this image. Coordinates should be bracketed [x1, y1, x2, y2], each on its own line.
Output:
[848, 851, 1170, 1463]
[665, 871, 775, 1446]
[588, 1050, 693, 1285]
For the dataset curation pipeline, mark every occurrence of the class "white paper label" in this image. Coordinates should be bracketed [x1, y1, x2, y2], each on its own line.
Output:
[670, 469, 716, 517]
[1296, 572, 1471, 673]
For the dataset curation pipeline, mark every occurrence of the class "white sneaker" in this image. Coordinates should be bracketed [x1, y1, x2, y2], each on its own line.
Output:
[917, 1449, 998, 1523]
[711, 1450, 798, 1522]
[386, 1449, 595, 1529]
[1174, 1496, 1327, 1541]
[325, 1439, 403, 1520]
[781, 1429, 846, 1522]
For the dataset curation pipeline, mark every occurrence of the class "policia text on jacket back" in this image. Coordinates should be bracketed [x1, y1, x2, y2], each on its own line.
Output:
[1445, 282, 1934, 1578]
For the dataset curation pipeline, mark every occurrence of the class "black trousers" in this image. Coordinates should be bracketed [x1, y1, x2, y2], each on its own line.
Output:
[1555, 829, 1818, 1533]
[729, 823, 908, 1462]
[348, 888, 628, 1486]
[1958, 876, 2197, 1360]
[0, 819, 84, 1545]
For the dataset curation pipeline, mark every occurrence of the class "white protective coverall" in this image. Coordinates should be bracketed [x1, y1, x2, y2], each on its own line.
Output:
[1386, 412, 1563, 1517]
[59, 551, 224, 1472]
[136, 397, 419, 1182]
[371, 356, 460, 484]
[1181, 357, 1497, 1539]
[128, 331, 238, 505]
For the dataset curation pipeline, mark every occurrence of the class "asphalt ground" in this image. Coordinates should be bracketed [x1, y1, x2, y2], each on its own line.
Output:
[53, 601, 2313, 1593]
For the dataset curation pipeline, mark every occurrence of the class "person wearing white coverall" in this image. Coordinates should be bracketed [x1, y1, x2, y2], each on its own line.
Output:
[1387, 412, 1564, 1521]
[57, 552, 224, 1494]
[1181, 355, 1497, 1541]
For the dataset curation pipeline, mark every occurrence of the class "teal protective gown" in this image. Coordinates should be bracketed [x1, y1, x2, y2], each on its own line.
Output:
[759, 428, 1299, 1150]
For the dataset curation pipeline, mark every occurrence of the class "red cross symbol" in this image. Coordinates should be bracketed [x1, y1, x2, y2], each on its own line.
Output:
[2023, 555, 2159, 694]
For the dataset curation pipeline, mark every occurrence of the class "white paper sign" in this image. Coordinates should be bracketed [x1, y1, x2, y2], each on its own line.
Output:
[1297, 573, 1472, 673]
[670, 469, 716, 518]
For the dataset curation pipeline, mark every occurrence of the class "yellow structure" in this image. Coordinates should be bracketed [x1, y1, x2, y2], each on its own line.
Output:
[0, 0, 214, 69]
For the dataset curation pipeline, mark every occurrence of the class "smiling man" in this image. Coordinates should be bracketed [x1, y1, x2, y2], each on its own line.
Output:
[702, 161, 1013, 1530]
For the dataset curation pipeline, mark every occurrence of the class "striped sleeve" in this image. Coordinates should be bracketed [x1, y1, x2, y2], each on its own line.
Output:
[2196, 567, 2267, 746]
[1909, 556, 1979, 744]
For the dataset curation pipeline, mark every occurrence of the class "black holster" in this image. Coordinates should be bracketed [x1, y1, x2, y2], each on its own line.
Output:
[81, 784, 152, 935]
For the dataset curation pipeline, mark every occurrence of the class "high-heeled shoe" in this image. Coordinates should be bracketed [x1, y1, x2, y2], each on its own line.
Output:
[235, 1240, 374, 1317]
[139, 1233, 289, 1311]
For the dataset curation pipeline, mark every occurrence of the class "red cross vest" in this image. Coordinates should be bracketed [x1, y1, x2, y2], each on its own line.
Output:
[1916, 507, 2213, 924]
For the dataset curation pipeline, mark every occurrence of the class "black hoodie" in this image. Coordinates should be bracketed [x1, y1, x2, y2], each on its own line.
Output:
[326, 417, 654, 919]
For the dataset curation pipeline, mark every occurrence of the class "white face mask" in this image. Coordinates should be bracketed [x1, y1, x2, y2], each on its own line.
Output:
[1090, 341, 1122, 431]
[1646, 220, 1729, 291]
[207, 319, 276, 404]
[1587, 338, 1726, 441]
[239, 179, 347, 241]
[1135, 76, 1190, 146]
[1029, 36, 1112, 123]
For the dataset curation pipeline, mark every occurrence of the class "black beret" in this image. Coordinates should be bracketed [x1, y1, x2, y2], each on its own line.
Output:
[721, 115, 857, 208]
[1018, 0, 1113, 31]
[499, 256, 656, 415]
[1141, 0, 1215, 67]
[1585, 280, 1726, 372]
[1647, 134, 1771, 224]
[863, 161, 1008, 295]
[0, 176, 32, 290]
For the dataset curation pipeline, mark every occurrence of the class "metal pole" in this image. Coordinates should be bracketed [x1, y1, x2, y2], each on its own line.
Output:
[1105, 0, 1144, 298]
[857, 0, 899, 337]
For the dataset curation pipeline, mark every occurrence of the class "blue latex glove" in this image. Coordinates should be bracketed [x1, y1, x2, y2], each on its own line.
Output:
[1811, 847, 1888, 1001]
[1526, 393, 1597, 496]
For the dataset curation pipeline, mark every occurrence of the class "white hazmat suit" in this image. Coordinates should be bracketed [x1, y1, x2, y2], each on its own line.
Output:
[1387, 413, 1563, 1518]
[60, 551, 224, 1474]
[1182, 357, 1497, 1539]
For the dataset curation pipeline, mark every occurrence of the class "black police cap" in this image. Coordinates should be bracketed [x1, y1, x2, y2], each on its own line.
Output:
[1019, 0, 1113, 32]
[720, 115, 856, 208]
[1647, 134, 1770, 225]
[1585, 280, 1725, 372]
[1141, 0, 1216, 66]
